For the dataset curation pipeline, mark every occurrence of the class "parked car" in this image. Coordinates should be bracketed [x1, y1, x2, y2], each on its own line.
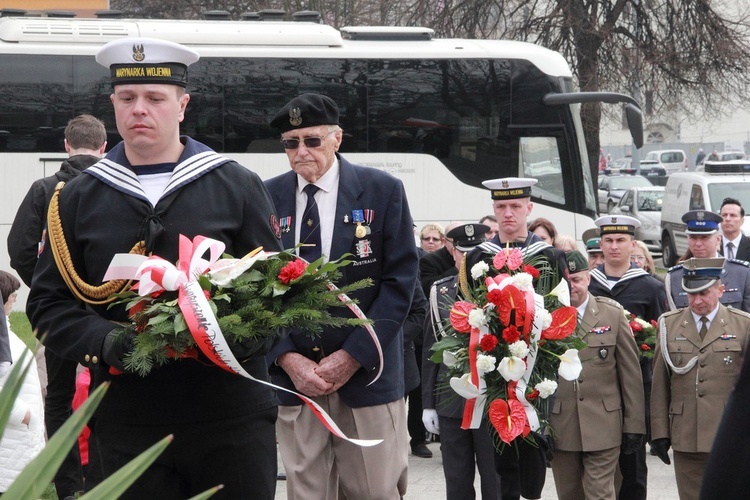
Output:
[695, 151, 747, 170]
[598, 174, 654, 214]
[643, 149, 688, 175]
[616, 186, 665, 255]
[604, 159, 667, 184]
[660, 164, 750, 266]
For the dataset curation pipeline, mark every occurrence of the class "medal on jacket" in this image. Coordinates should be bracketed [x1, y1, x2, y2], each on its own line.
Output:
[353, 210, 367, 238]
[355, 223, 367, 238]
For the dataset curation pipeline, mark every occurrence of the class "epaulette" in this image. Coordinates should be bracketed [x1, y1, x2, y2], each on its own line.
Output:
[432, 275, 457, 287]
[661, 309, 683, 319]
[727, 258, 750, 268]
[593, 296, 623, 310]
[727, 307, 750, 319]
[667, 264, 684, 272]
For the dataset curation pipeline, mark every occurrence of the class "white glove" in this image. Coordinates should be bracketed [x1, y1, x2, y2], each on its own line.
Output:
[422, 409, 440, 435]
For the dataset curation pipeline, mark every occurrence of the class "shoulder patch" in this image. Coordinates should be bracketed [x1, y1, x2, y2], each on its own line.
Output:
[433, 275, 457, 287]
[661, 309, 682, 319]
[668, 264, 684, 272]
[727, 258, 750, 268]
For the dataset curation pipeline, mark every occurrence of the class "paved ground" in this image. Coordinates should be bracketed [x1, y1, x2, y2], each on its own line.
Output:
[275, 441, 680, 499]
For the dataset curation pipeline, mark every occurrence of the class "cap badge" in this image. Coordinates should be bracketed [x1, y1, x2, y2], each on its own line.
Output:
[611, 217, 617, 224]
[569, 260, 577, 272]
[502, 180, 509, 188]
[697, 211, 705, 220]
[289, 106, 302, 127]
[132, 44, 145, 62]
[465, 225, 475, 237]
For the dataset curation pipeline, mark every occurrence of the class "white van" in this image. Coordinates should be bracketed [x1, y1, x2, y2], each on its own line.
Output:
[661, 161, 750, 266]
[644, 149, 688, 175]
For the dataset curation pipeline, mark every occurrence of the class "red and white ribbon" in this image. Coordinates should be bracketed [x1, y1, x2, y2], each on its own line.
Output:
[104, 234, 383, 446]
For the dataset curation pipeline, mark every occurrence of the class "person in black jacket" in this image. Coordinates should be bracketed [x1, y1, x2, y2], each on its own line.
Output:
[8, 113, 106, 499]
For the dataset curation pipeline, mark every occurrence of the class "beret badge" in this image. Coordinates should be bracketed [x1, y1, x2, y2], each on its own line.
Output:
[289, 106, 303, 127]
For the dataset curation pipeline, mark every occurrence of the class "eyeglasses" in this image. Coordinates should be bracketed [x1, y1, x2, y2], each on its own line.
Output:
[280, 130, 335, 150]
[421, 237, 441, 242]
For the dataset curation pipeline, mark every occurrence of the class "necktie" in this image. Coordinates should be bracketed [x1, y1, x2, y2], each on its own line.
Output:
[699, 316, 708, 340]
[727, 241, 735, 260]
[299, 184, 321, 262]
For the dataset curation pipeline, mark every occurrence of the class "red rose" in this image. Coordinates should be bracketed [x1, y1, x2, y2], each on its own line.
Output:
[479, 334, 499, 352]
[630, 320, 643, 332]
[522, 265, 540, 279]
[641, 343, 651, 351]
[502, 324, 521, 344]
[278, 259, 308, 284]
[526, 388, 540, 400]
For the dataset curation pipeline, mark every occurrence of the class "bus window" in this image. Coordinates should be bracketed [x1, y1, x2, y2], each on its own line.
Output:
[520, 137, 565, 205]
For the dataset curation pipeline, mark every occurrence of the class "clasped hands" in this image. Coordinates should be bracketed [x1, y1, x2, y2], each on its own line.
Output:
[278, 350, 361, 397]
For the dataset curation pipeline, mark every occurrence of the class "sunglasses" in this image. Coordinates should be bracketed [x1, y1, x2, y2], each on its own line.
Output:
[280, 130, 335, 150]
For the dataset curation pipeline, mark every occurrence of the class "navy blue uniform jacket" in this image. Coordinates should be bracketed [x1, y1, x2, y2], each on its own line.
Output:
[264, 155, 418, 407]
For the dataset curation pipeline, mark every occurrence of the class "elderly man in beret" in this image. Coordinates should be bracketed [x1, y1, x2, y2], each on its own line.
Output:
[264, 93, 418, 499]
[550, 250, 645, 500]
[652, 257, 750, 500]
[27, 38, 282, 498]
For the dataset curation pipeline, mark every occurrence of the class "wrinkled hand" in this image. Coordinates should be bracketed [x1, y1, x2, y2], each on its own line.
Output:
[315, 350, 361, 393]
[650, 438, 671, 465]
[622, 433, 645, 455]
[277, 352, 333, 397]
[422, 409, 440, 435]
[226, 335, 276, 362]
[101, 329, 136, 372]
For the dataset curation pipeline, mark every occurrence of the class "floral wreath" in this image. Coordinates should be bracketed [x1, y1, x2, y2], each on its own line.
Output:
[430, 245, 585, 449]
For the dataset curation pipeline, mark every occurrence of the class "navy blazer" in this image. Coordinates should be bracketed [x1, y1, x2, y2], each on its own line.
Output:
[264, 155, 418, 407]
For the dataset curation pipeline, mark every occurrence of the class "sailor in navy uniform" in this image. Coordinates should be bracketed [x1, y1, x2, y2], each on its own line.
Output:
[457, 178, 564, 499]
[264, 93, 418, 500]
[665, 210, 750, 312]
[26, 38, 282, 499]
[461, 177, 567, 288]
[588, 214, 666, 500]
[421, 223, 499, 500]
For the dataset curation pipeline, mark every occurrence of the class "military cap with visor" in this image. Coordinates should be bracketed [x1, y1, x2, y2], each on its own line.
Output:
[447, 223, 489, 252]
[681, 257, 725, 293]
[96, 37, 200, 88]
[682, 210, 722, 235]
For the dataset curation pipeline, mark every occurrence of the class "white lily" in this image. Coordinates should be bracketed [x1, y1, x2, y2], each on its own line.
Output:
[449, 373, 481, 399]
[558, 349, 583, 380]
[443, 350, 459, 368]
[497, 356, 526, 381]
[549, 278, 571, 306]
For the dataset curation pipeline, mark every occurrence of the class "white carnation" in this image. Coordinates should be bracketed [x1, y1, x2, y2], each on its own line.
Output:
[536, 379, 558, 399]
[475, 354, 497, 373]
[508, 340, 530, 359]
[635, 318, 649, 329]
[471, 262, 490, 280]
[468, 308, 488, 329]
[538, 308, 553, 329]
[512, 272, 534, 291]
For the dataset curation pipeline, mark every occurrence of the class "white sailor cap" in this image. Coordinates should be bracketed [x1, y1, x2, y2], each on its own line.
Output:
[482, 177, 538, 200]
[96, 38, 200, 88]
[594, 215, 640, 236]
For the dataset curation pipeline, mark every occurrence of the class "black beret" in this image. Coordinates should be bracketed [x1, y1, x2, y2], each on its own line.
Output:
[270, 93, 340, 132]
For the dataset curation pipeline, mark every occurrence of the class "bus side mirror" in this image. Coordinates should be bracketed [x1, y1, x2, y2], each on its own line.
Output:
[625, 104, 644, 149]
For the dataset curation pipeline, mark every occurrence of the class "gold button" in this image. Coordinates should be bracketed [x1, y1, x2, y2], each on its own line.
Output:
[91, 356, 99, 364]
[84, 354, 91, 362]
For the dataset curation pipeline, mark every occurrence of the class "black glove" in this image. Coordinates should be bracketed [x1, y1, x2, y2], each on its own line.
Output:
[650, 438, 671, 465]
[225, 335, 277, 362]
[621, 433, 645, 455]
[101, 329, 136, 372]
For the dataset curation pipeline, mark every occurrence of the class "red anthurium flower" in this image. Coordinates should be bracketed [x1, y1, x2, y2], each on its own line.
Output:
[496, 285, 526, 326]
[479, 334, 499, 352]
[278, 259, 307, 284]
[493, 251, 507, 270]
[541, 306, 578, 340]
[488, 399, 528, 445]
[450, 301, 475, 333]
